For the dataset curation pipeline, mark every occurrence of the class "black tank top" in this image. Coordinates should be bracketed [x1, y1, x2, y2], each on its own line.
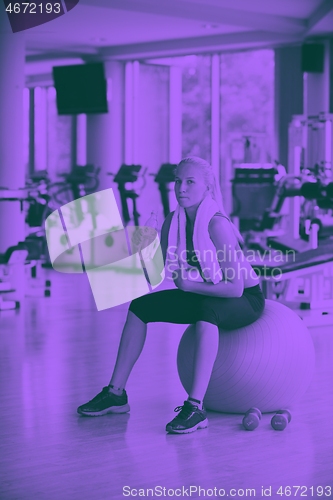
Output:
[185, 212, 229, 275]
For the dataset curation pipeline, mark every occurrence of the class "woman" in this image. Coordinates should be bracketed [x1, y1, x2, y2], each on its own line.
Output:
[77, 156, 265, 433]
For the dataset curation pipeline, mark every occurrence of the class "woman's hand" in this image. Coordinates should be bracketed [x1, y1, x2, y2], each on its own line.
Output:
[131, 210, 158, 253]
[172, 270, 192, 292]
[131, 226, 157, 254]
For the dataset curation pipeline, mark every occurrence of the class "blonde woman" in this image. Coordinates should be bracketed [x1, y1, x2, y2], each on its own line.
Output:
[77, 156, 265, 433]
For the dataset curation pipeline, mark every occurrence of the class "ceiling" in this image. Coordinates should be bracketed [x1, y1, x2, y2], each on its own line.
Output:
[24, 0, 333, 63]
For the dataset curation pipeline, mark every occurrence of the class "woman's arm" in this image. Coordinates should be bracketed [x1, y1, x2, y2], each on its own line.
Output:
[160, 211, 173, 264]
[140, 212, 173, 286]
[174, 276, 244, 298]
[173, 215, 244, 298]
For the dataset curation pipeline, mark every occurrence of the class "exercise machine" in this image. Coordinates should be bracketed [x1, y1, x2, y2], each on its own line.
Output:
[245, 114, 333, 254]
[231, 165, 278, 232]
[108, 164, 146, 227]
[274, 112, 333, 251]
[248, 242, 333, 325]
[47, 164, 101, 209]
[245, 174, 333, 253]
[243, 114, 333, 321]
[153, 163, 176, 218]
[0, 179, 55, 307]
[0, 247, 27, 310]
[226, 133, 275, 219]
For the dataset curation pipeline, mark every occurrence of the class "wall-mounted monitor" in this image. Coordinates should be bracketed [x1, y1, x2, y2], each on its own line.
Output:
[52, 63, 108, 115]
[301, 44, 324, 73]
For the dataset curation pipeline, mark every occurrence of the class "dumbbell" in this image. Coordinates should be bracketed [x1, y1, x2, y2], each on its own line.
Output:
[242, 408, 262, 431]
[271, 409, 291, 431]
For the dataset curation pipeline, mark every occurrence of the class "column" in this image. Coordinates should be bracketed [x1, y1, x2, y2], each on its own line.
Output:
[0, 5, 26, 253]
[211, 54, 220, 178]
[124, 61, 133, 165]
[330, 39, 333, 114]
[123, 61, 140, 165]
[132, 61, 140, 165]
[86, 60, 125, 192]
[169, 65, 182, 164]
[274, 46, 304, 169]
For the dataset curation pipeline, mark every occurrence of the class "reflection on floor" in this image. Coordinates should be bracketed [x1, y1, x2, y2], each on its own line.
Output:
[1, 270, 333, 500]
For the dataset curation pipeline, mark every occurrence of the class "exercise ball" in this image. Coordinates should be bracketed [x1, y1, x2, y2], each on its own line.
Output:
[177, 300, 315, 414]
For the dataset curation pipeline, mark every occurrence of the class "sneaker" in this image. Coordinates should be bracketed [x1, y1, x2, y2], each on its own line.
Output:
[165, 400, 208, 434]
[77, 387, 130, 416]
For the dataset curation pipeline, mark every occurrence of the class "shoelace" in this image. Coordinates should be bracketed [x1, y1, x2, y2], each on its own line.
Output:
[94, 387, 120, 401]
[87, 387, 109, 404]
[91, 387, 110, 401]
[174, 402, 198, 419]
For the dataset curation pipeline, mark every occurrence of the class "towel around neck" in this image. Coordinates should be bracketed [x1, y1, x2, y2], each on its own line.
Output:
[166, 195, 224, 284]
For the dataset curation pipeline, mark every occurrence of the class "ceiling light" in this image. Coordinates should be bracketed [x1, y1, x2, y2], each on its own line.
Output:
[90, 37, 107, 43]
[202, 23, 219, 29]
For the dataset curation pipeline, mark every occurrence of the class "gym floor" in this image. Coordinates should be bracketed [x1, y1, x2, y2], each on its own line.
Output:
[1, 270, 332, 500]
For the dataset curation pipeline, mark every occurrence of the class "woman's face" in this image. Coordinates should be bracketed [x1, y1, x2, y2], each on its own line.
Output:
[175, 163, 209, 209]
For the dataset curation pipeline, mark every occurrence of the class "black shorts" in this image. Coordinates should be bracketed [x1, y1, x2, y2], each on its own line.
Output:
[129, 284, 265, 330]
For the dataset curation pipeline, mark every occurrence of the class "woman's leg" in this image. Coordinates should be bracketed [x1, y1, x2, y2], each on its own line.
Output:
[186, 290, 265, 403]
[77, 290, 200, 417]
[77, 311, 146, 416]
[165, 320, 218, 433]
[109, 311, 147, 390]
[189, 321, 219, 402]
[109, 289, 201, 391]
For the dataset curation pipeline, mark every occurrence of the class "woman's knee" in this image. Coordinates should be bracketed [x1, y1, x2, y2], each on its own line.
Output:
[126, 309, 146, 324]
[195, 320, 219, 333]
[128, 296, 149, 323]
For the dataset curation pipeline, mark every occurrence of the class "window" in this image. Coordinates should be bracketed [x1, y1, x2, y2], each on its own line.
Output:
[220, 49, 274, 214]
[23, 86, 72, 181]
[182, 55, 211, 161]
[220, 49, 274, 163]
